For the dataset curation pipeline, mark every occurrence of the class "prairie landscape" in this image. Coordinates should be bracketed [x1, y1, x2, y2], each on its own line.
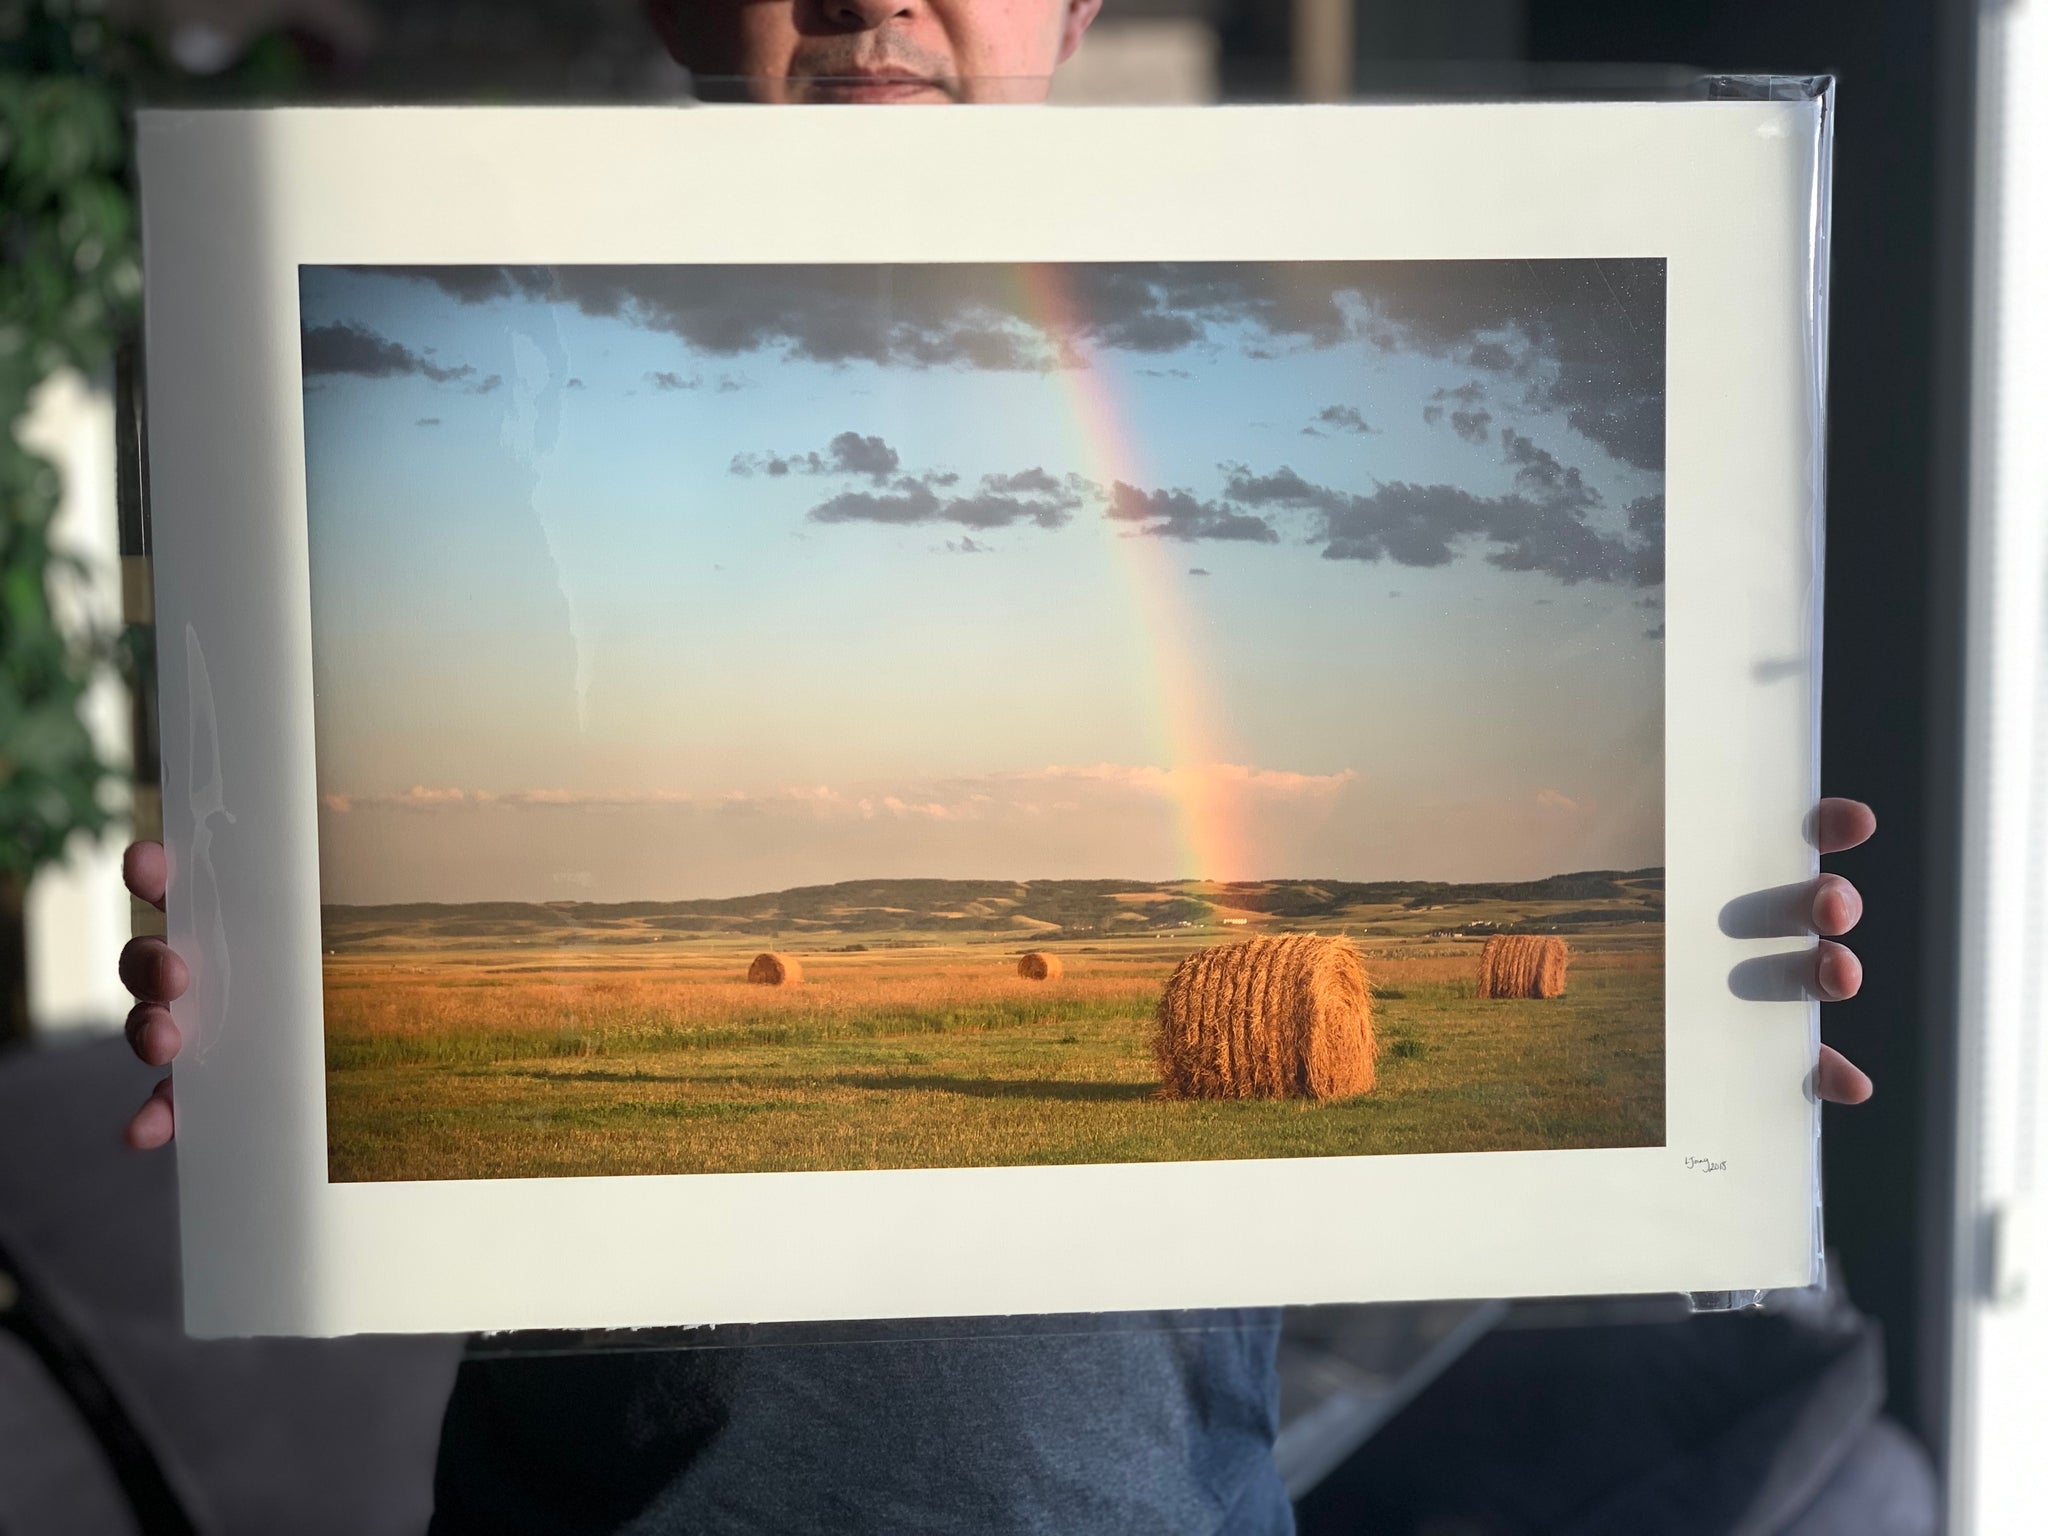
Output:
[322, 869, 1664, 1182]
[305, 257, 1670, 1184]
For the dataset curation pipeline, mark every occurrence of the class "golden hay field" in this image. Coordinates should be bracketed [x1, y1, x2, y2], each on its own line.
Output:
[322, 884, 1665, 1181]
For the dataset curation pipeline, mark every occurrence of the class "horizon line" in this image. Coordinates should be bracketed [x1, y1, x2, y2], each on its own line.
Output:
[320, 865, 1667, 912]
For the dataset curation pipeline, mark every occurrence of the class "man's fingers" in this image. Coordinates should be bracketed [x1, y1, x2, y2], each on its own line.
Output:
[124, 1078, 176, 1150]
[119, 936, 189, 1004]
[1811, 875, 1864, 937]
[123, 1003, 183, 1067]
[1815, 939, 1863, 1001]
[123, 841, 168, 910]
[1816, 798, 1876, 856]
[1817, 1045, 1873, 1105]
[1812, 800, 1875, 1106]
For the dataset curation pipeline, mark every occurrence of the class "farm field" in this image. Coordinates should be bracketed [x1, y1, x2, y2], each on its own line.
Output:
[322, 871, 1665, 1182]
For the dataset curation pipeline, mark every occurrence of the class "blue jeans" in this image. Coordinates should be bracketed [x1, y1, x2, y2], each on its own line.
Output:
[430, 1310, 1292, 1535]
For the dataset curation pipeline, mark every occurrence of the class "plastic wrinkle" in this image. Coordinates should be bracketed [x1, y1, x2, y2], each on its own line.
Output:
[182, 622, 234, 1061]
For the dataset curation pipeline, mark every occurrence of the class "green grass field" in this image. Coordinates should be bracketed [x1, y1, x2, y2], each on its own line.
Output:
[322, 873, 1665, 1181]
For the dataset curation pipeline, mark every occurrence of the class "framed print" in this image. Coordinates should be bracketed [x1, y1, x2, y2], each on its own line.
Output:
[137, 98, 1831, 1337]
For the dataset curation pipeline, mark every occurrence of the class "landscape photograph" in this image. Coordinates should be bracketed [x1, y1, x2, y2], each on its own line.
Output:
[299, 257, 1668, 1182]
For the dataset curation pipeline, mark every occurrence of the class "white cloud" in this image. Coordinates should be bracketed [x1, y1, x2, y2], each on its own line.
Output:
[319, 763, 1358, 820]
[1024, 763, 1357, 799]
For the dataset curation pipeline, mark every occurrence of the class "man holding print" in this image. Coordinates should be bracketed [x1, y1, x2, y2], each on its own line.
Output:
[115, 3, 1878, 1531]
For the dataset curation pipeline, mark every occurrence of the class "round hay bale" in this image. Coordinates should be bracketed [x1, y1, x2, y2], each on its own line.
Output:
[746, 951, 802, 986]
[1476, 935, 1569, 999]
[1016, 951, 1064, 981]
[1153, 934, 1374, 1101]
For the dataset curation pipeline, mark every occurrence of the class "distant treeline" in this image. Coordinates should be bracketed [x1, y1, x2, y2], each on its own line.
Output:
[321, 870, 1664, 947]
[1225, 870, 1661, 917]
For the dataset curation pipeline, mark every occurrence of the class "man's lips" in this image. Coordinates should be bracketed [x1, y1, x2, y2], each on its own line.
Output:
[798, 68, 952, 103]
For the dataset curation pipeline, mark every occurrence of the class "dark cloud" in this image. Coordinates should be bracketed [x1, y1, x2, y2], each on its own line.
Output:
[471, 375, 503, 395]
[732, 451, 792, 478]
[1625, 495, 1665, 585]
[1219, 465, 1344, 516]
[1425, 399, 1490, 442]
[937, 493, 1072, 530]
[1355, 262, 1665, 469]
[1477, 487, 1650, 584]
[1140, 367, 1192, 379]
[946, 537, 992, 554]
[1646, 623, 1666, 641]
[1449, 409, 1494, 444]
[982, 467, 1063, 495]
[415, 416, 441, 427]
[369, 258, 1665, 468]
[381, 264, 1063, 373]
[1189, 567, 1212, 576]
[1108, 482, 1279, 544]
[809, 466, 1088, 531]
[1310, 404, 1374, 437]
[732, 430, 902, 484]
[1235, 475, 1481, 568]
[1501, 429, 1599, 516]
[831, 431, 901, 480]
[642, 367, 744, 395]
[301, 321, 479, 385]
[1321, 480, 1626, 581]
[566, 378, 586, 390]
[1421, 382, 1495, 444]
[758, 418, 1659, 584]
[809, 484, 942, 526]
[1219, 433, 1660, 587]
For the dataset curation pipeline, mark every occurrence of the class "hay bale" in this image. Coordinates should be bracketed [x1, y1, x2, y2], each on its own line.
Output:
[746, 951, 802, 986]
[1017, 951, 1064, 981]
[1476, 935, 1569, 999]
[1153, 934, 1374, 1101]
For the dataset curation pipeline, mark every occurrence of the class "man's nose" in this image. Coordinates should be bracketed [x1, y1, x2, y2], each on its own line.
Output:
[823, 0, 916, 30]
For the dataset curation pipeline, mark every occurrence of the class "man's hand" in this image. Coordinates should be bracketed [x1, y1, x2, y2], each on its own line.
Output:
[119, 841, 184, 1149]
[1812, 797, 1876, 1105]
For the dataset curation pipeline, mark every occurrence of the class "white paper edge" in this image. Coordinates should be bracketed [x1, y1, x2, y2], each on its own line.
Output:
[136, 102, 1825, 1338]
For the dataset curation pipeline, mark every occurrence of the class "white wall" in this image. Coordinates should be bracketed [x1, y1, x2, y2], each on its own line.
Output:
[1950, 1, 2048, 1528]
[1048, 18, 1219, 104]
[17, 370, 133, 1036]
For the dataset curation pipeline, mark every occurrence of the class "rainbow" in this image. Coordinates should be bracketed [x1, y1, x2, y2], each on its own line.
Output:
[1013, 262, 1249, 885]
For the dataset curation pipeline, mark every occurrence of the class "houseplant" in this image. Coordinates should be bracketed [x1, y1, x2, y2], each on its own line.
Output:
[0, 1, 141, 1044]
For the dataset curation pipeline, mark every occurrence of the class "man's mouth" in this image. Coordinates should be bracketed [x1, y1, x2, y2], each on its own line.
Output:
[797, 68, 954, 104]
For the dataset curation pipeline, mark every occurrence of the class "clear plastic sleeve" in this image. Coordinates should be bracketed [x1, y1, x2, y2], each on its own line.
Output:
[133, 81, 1833, 1357]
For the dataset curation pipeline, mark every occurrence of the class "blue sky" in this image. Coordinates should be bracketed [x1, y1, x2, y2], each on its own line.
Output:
[299, 261, 1665, 903]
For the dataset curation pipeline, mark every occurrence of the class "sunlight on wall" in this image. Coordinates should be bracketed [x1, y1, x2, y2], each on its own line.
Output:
[19, 370, 132, 1036]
